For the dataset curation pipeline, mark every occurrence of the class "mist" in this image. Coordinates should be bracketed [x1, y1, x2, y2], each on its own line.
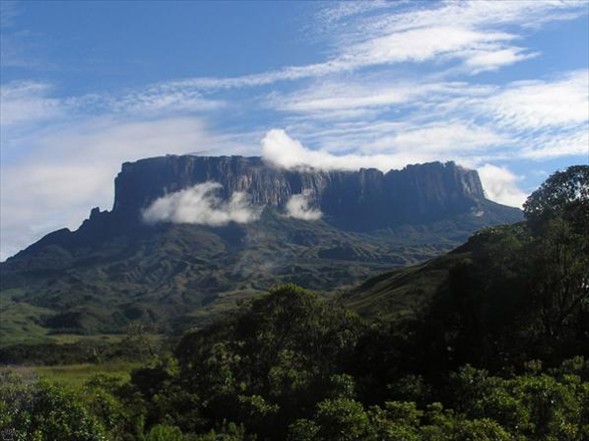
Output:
[285, 191, 323, 221]
[142, 182, 262, 226]
[261, 128, 408, 172]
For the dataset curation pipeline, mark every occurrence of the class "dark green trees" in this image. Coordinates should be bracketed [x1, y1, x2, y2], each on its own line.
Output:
[0, 370, 107, 441]
[172, 284, 363, 439]
[522, 165, 589, 353]
[418, 165, 589, 369]
[523, 165, 588, 231]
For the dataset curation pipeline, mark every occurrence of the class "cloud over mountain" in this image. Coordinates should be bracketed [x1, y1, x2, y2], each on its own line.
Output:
[142, 182, 262, 226]
[478, 164, 528, 208]
[285, 191, 322, 221]
[261, 128, 407, 171]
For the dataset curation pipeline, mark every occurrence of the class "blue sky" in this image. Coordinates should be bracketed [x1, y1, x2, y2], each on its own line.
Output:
[1, 0, 588, 259]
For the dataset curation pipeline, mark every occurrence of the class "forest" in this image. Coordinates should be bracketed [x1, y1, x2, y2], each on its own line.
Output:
[1, 166, 588, 440]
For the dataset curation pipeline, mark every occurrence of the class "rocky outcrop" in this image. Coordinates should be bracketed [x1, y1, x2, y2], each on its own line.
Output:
[110, 155, 488, 229]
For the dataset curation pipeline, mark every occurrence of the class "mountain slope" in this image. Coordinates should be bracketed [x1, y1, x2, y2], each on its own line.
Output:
[341, 251, 470, 322]
[0, 156, 522, 339]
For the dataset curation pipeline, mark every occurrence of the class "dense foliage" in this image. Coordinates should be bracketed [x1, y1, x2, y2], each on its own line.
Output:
[523, 165, 588, 231]
[1, 165, 587, 440]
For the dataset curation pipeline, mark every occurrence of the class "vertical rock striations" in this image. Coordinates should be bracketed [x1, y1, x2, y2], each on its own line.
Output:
[110, 155, 487, 229]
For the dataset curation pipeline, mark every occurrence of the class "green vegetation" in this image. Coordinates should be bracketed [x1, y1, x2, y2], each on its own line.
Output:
[0, 291, 54, 347]
[22, 361, 140, 388]
[2, 282, 587, 440]
[0, 165, 587, 440]
[0, 200, 520, 339]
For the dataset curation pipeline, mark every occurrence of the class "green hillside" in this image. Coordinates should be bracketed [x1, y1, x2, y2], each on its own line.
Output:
[1, 206, 516, 342]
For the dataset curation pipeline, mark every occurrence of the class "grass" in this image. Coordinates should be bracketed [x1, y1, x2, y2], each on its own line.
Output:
[341, 251, 471, 321]
[0, 299, 54, 347]
[49, 333, 126, 345]
[7, 360, 142, 388]
[185, 288, 265, 329]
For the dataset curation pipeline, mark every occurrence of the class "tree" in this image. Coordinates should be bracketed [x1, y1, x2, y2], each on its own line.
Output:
[523, 165, 588, 232]
[524, 217, 589, 345]
[0, 371, 107, 441]
[312, 398, 370, 441]
[172, 285, 363, 439]
[368, 401, 421, 441]
[145, 424, 184, 441]
[519, 166, 589, 347]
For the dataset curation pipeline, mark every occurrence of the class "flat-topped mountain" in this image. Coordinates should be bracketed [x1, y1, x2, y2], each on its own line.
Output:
[1, 156, 522, 339]
[111, 156, 486, 228]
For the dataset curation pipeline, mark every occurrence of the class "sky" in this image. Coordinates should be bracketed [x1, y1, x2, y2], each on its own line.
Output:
[1, 0, 588, 260]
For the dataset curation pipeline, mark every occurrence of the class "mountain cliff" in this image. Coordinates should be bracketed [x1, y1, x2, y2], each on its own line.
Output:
[112, 155, 486, 227]
[1, 156, 521, 339]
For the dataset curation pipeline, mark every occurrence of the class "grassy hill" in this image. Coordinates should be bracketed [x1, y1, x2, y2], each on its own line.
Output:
[340, 251, 469, 322]
[1, 206, 519, 344]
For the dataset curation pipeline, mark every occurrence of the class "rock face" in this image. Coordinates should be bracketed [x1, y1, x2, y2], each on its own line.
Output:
[110, 155, 486, 229]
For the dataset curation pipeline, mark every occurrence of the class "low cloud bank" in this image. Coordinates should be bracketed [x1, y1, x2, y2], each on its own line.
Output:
[478, 164, 528, 208]
[285, 190, 323, 221]
[261, 129, 406, 171]
[262, 129, 529, 209]
[142, 182, 262, 226]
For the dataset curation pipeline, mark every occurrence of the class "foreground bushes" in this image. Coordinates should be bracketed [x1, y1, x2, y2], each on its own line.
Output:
[1, 287, 588, 440]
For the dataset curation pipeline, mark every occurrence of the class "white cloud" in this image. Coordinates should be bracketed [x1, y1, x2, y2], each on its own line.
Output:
[521, 128, 589, 160]
[364, 122, 510, 154]
[483, 70, 589, 130]
[166, 27, 523, 90]
[274, 80, 451, 114]
[0, 163, 115, 260]
[260, 125, 519, 181]
[32, 116, 213, 163]
[111, 85, 225, 115]
[142, 182, 262, 226]
[348, 26, 517, 67]
[0, 79, 224, 130]
[261, 128, 408, 171]
[164, 1, 586, 91]
[0, 81, 64, 126]
[273, 67, 588, 136]
[478, 164, 528, 207]
[463, 47, 538, 72]
[314, 0, 391, 27]
[345, 0, 587, 39]
[285, 191, 322, 221]
[168, 0, 587, 89]
[272, 66, 587, 171]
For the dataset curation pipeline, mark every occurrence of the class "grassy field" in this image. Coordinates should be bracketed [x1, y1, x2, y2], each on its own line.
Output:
[0, 289, 54, 347]
[6, 360, 142, 388]
[49, 333, 126, 345]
